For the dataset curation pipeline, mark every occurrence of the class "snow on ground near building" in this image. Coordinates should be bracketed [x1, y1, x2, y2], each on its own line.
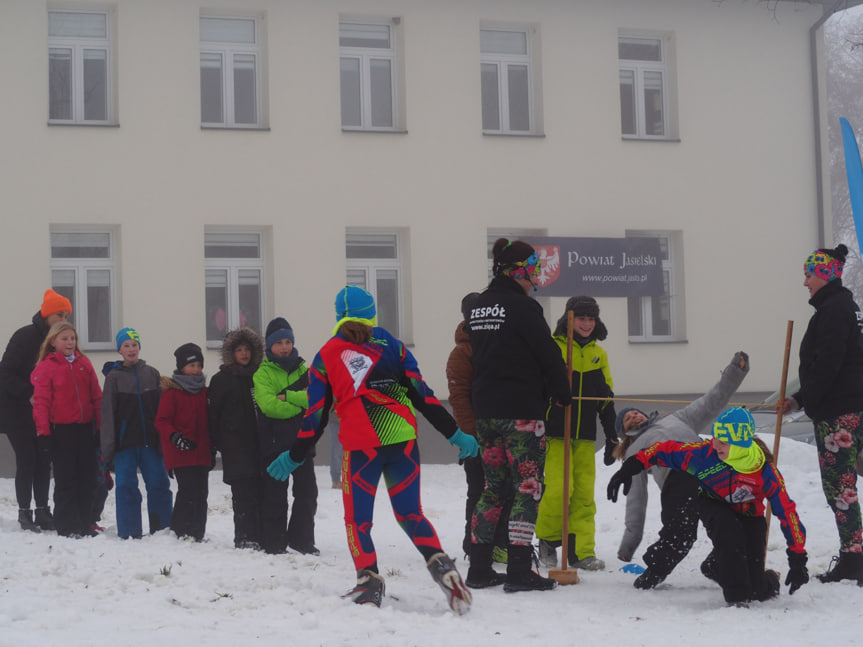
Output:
[0, 434, 860, 646]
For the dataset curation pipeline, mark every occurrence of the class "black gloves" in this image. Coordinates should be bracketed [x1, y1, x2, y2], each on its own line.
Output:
[607, 456, 645, 502]
[170, 432, 197, 451]
[603, 437, 618, 466]
[785, 549, 809, 595]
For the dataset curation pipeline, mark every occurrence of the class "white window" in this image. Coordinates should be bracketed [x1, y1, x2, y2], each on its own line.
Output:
[346, 231, 404, 337]
[200, 15, 263, 128]
[618, 33, 676, 139]
[480, 27, 535, 134]
[50, 229, 116, 349]
[339, 20, 399, 131]
[205, 231, 265, 344]
[626, 231, 686, 342]
[48, 10, 114, 124]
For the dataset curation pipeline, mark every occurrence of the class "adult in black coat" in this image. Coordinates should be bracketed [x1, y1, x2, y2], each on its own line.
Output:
[780, 244, 863, 584]
[0, 289, 72, 531]
[465, 238, 571, 593]
[208, 326, 266, 549]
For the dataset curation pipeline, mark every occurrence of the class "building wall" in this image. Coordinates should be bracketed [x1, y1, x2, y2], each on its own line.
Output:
[0, 0, 822, 401]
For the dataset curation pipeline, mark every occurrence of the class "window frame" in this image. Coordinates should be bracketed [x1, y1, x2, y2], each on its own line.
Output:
[49, 227, 117, 350]
[626, 230, 686, 343]
[618, 32, 676, 141]
[204, 230, 266, 347]
[200, 14, 264, 129]
[47, 9, 115, 125]
[339, 18, 400, 132]
[480, 26, 536, 135]
[345, 230, 405, 338]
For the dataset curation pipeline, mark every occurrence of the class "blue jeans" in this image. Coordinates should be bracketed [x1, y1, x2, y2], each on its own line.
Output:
[114, 447, 173, 538]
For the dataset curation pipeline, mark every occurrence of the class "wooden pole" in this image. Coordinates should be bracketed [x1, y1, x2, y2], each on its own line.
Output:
[572, 396, 774, 409]
[549, 311, 579, 585]
[764, 320, 794, 551]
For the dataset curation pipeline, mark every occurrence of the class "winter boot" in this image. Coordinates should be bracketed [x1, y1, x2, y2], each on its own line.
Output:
[538, 539, 558, 568]
[34, 506, 56, 531]
[754, 569, 781, 601]
[466, 543, 506, 589]
[504, 545, 557, 593]
[700, 550, 720, 584]
[571, 556, 606, 571]
[427, 552, 472, 615]
[18, 509, 41, 533]
[817, 552, 863, 585]
[342, 569, 385, 607]
[633, 568, 666, 590]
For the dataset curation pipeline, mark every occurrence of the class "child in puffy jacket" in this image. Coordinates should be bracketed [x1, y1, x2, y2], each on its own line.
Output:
[30, 321, 102, 538]
[156, 343, 210, 541]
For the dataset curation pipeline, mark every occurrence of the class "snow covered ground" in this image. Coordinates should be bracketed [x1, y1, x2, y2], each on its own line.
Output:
[0, 433, 860, 647]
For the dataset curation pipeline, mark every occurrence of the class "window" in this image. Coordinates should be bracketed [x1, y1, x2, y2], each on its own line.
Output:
[618, 32, 677, 139]
[626, 230, 686, 342]
[200, 15, 263, 128]
[480, 27, 537, 134]
[339, 19, 400, 131]
[346, 231, 404, 337]
[205, 231, 265, 344]
[50, 229, 115, 349]
[48, 10, 114, 124]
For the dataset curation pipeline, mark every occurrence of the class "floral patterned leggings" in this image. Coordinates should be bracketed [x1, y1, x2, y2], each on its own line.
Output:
[814, 412, 863, 552]
[472, 418, 546, 547]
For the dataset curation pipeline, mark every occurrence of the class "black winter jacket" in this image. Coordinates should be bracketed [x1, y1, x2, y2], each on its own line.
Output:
[208, 327, 265, 483]
[468, 275, 570, 420]
[0, 312, 50, 432]
[795, 279, 863, 422]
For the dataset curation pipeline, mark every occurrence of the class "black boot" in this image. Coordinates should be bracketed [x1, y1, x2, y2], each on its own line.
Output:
[504, 545, 556, 593]
[34, 506, 56, 531]
[18, 509, 41, 533]
[466, 543, 506, 589]
[817, 552, 863, 584]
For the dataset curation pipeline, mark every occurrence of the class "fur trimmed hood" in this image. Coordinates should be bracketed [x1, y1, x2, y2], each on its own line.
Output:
[220, 326, 265, 370]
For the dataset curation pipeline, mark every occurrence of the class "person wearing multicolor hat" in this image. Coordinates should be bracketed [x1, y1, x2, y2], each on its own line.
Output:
[101, 327, 173, 539]
[465, 238, 571, 592]
[779, 243, 863, 584]
[608, 406, 809, 606]
[0, 289, 71, 532]
[265, 286, 476, 614]
[612, 352, 750, 589]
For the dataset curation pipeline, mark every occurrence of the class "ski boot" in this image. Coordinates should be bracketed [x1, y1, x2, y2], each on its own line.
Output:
[427, 553, 472, 615]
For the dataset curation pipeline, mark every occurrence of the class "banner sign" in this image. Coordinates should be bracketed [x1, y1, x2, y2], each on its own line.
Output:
[520, 236, 664, 297]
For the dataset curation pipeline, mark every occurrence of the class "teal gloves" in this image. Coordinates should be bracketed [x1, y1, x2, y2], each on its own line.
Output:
[448, 429, 479, 460]
[267, 451, 304, 481]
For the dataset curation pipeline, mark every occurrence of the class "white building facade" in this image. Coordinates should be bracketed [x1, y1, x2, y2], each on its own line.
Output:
[0, 0, 847, 396]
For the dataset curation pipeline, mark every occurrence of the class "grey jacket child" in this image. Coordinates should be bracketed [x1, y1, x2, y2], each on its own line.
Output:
[617, 352, 749, 561]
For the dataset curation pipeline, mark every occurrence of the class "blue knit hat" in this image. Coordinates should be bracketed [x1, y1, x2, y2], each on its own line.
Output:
[265, 317, 294, 349]
[615, 407, 647, 438]
[115, 327, 141, 351]
[712, 407, 755, 448]
[334, 286, 376, 321]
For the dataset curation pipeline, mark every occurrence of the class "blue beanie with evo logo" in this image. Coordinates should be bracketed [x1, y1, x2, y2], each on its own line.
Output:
[334, 286, 377, 321]
[712, 407, 755, 448]
[116, 327, 141, 351]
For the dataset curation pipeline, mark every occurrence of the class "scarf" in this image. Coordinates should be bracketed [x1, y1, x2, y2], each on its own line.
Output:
[332, 316, 377, 337]
[172, 372, 206, 394]
[265, 346, 302, 374]
[722, 443, 766, 474]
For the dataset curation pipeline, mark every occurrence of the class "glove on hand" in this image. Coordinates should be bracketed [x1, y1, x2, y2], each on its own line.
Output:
[603, 437, 618, 466]
[607, 456, 645, 503]
[267, 451, 304, 482]
[785, 549, 809, 595]
[449, 429, 479, 460]
[732, 351, 750, 373]
[170, 432, 197, 451]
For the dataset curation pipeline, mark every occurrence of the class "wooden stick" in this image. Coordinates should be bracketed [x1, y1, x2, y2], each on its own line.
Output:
[572, 395, 774, 409]
[765, 320, 794, 552]
[549, 311, 579, 585]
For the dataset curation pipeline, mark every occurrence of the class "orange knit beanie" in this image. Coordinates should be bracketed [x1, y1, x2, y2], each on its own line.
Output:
[40, 289, 72, 318]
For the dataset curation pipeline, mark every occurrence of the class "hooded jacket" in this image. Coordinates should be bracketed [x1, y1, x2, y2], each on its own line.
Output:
[30, 351, 102, 436]
[468, 275, 570, 420]
[155, 375, 211, 471]
[617, 356, 748, 561]
[208, 327, 264, 482]
[445, 321, 476, 435]
[794, 279, 863, 421]
[0, 311, 51, 431]
[100, 359, 161, 463]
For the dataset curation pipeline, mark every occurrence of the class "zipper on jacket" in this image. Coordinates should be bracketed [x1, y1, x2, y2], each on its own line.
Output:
[134, 368, 148, 448]
[69, 360, 84, 423]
